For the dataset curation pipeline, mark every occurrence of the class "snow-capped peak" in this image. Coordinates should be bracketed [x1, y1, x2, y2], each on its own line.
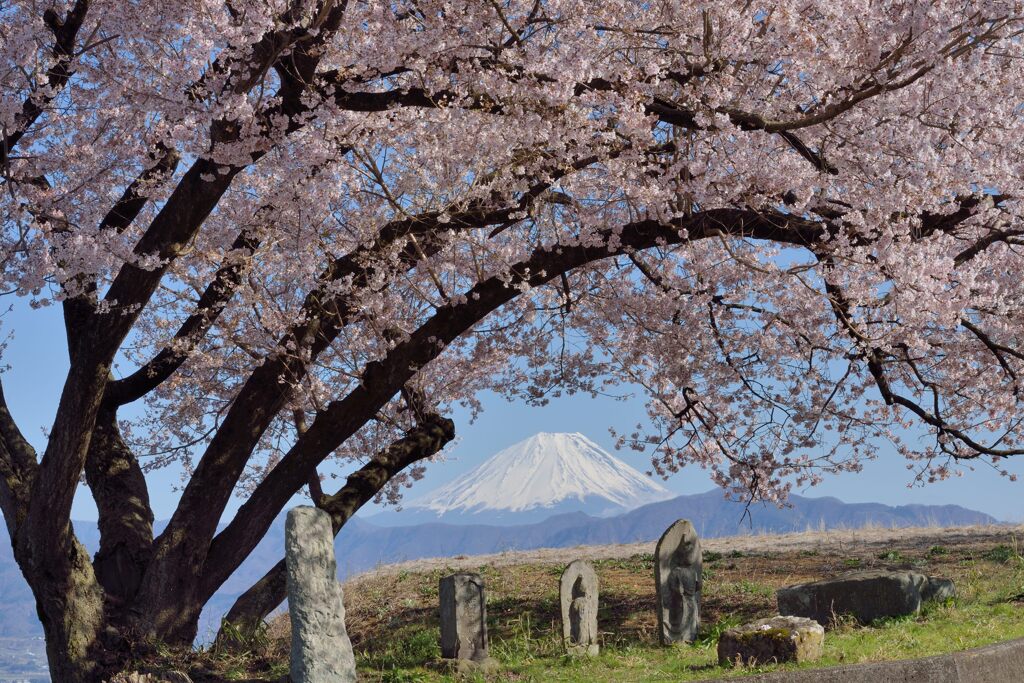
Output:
[406, 432, 674, 518]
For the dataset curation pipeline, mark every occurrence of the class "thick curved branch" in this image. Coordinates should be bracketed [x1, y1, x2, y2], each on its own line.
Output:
[84, 408, 154, 615]
[97, 144, 181, 235]
[133, 151, 608, 622]
[209, 412, 454, 632]
[197, 208, 822, 597]
[169, 192, 1007, 614]
[0, 379, 37, 535]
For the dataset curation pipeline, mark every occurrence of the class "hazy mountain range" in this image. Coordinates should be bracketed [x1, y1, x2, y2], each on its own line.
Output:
[0, 433, 1001, 650]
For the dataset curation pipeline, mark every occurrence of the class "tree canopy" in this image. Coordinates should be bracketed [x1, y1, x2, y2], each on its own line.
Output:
[1, 1, 1022, 679]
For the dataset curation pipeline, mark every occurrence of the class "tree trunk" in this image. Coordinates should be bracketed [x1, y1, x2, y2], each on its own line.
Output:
[86, 408, 155, 620]
[17, 527, 120, 682]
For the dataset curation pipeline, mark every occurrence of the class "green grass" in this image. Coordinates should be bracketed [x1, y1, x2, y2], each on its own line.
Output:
[345, 540, 1024, 682]
[153, 535, 1024, 681]
[981, 544, 1024, 564]
[878, 550, 906, 562]
[357, 596, 1024, 682]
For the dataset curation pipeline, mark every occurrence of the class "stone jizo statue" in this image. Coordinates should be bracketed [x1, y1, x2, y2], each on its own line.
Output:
[560, 559, 599, 655]
[654, 518, 702, 644]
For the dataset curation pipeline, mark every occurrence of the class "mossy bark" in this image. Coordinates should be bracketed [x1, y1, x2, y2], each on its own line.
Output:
[18, 528, 118, 682]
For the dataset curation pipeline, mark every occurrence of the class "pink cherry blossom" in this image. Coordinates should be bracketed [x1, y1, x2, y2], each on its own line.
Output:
[0, 1, 1022, 678]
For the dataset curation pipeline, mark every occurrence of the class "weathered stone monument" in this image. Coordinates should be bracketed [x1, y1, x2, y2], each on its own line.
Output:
[285, 506, 356, 683]
[717, 615, 824, 666]
[654, 519, 702, 645]
[778, 569, 955, 627]
[439, 572, 497, 670]
[560, 559, 599, 656]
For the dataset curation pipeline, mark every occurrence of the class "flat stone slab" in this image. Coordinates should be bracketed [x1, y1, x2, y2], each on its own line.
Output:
[718, 615, 824, 666]
[778, 569, 955, 627]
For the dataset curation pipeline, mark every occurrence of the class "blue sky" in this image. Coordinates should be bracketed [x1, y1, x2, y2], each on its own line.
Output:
[4, 298, 1024, 525]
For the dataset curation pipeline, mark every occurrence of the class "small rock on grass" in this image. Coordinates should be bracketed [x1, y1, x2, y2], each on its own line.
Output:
[717, 615, 824, 666]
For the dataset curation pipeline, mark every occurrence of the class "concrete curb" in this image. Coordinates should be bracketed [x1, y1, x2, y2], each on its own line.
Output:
[702, 636, 1024, 682]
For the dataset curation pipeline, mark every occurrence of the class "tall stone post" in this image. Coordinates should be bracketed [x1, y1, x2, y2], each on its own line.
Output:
[439, 572, 498, 671]
[285, 506, 357, 683]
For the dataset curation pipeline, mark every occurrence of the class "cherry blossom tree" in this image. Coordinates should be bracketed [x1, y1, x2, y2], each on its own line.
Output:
[1, 0, 1023, 678]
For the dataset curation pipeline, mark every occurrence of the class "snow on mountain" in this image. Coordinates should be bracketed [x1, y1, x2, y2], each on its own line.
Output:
[405, 432, 674, 520]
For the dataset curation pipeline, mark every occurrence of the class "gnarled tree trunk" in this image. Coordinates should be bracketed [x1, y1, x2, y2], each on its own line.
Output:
[16, 530, 113, 682]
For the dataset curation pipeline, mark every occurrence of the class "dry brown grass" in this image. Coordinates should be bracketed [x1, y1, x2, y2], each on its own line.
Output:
[149, 524, 1024, 681]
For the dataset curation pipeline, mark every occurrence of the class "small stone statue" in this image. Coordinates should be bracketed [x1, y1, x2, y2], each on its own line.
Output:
[560, 559, 599, 655]
[654, 519, 702, 644]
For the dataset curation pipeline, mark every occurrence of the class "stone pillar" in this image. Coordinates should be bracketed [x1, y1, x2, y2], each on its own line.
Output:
[285, 506, 356, 683]
[439, 573, 490, 661]
[560, 559, 599, 656]
[654, 519, 702, 645]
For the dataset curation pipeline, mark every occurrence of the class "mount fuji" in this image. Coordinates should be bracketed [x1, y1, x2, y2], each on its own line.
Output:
[376, 432, 675, 525]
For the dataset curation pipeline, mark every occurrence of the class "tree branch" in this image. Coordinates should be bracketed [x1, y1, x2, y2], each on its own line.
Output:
[196, 208, 822, 603]
[209, 412, 454, 635]
[23, 0, 355, 605]
[0, 379, 37, 535]
[0, 0, 90, 169]
[84, 407, 154, 616]
[825, 280, 1024, 459]
[104, 229, 260, 406]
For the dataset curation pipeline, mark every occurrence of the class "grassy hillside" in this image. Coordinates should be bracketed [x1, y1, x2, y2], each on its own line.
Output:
[160, 526, 1024, 681]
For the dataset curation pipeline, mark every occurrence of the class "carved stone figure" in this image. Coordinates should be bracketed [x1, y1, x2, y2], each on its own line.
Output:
[654, 519, 702, 644]
[285, 506, 357, 683]
[560, 559, 599, 655]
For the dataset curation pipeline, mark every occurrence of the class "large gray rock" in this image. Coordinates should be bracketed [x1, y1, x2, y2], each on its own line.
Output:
[777, 569, 955, 627]
[285, 506, 356, 683]
[718, 615, 824, 666]
[439, 573, 491, 662]
[560, 559, 599, 656]
[654, 519, 702, 644]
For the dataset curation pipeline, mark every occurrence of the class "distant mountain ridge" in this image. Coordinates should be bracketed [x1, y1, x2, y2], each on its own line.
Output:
[392, 432, 674, 525]
[336, 490, 999, 576]
[0, 490, 1001, 647]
